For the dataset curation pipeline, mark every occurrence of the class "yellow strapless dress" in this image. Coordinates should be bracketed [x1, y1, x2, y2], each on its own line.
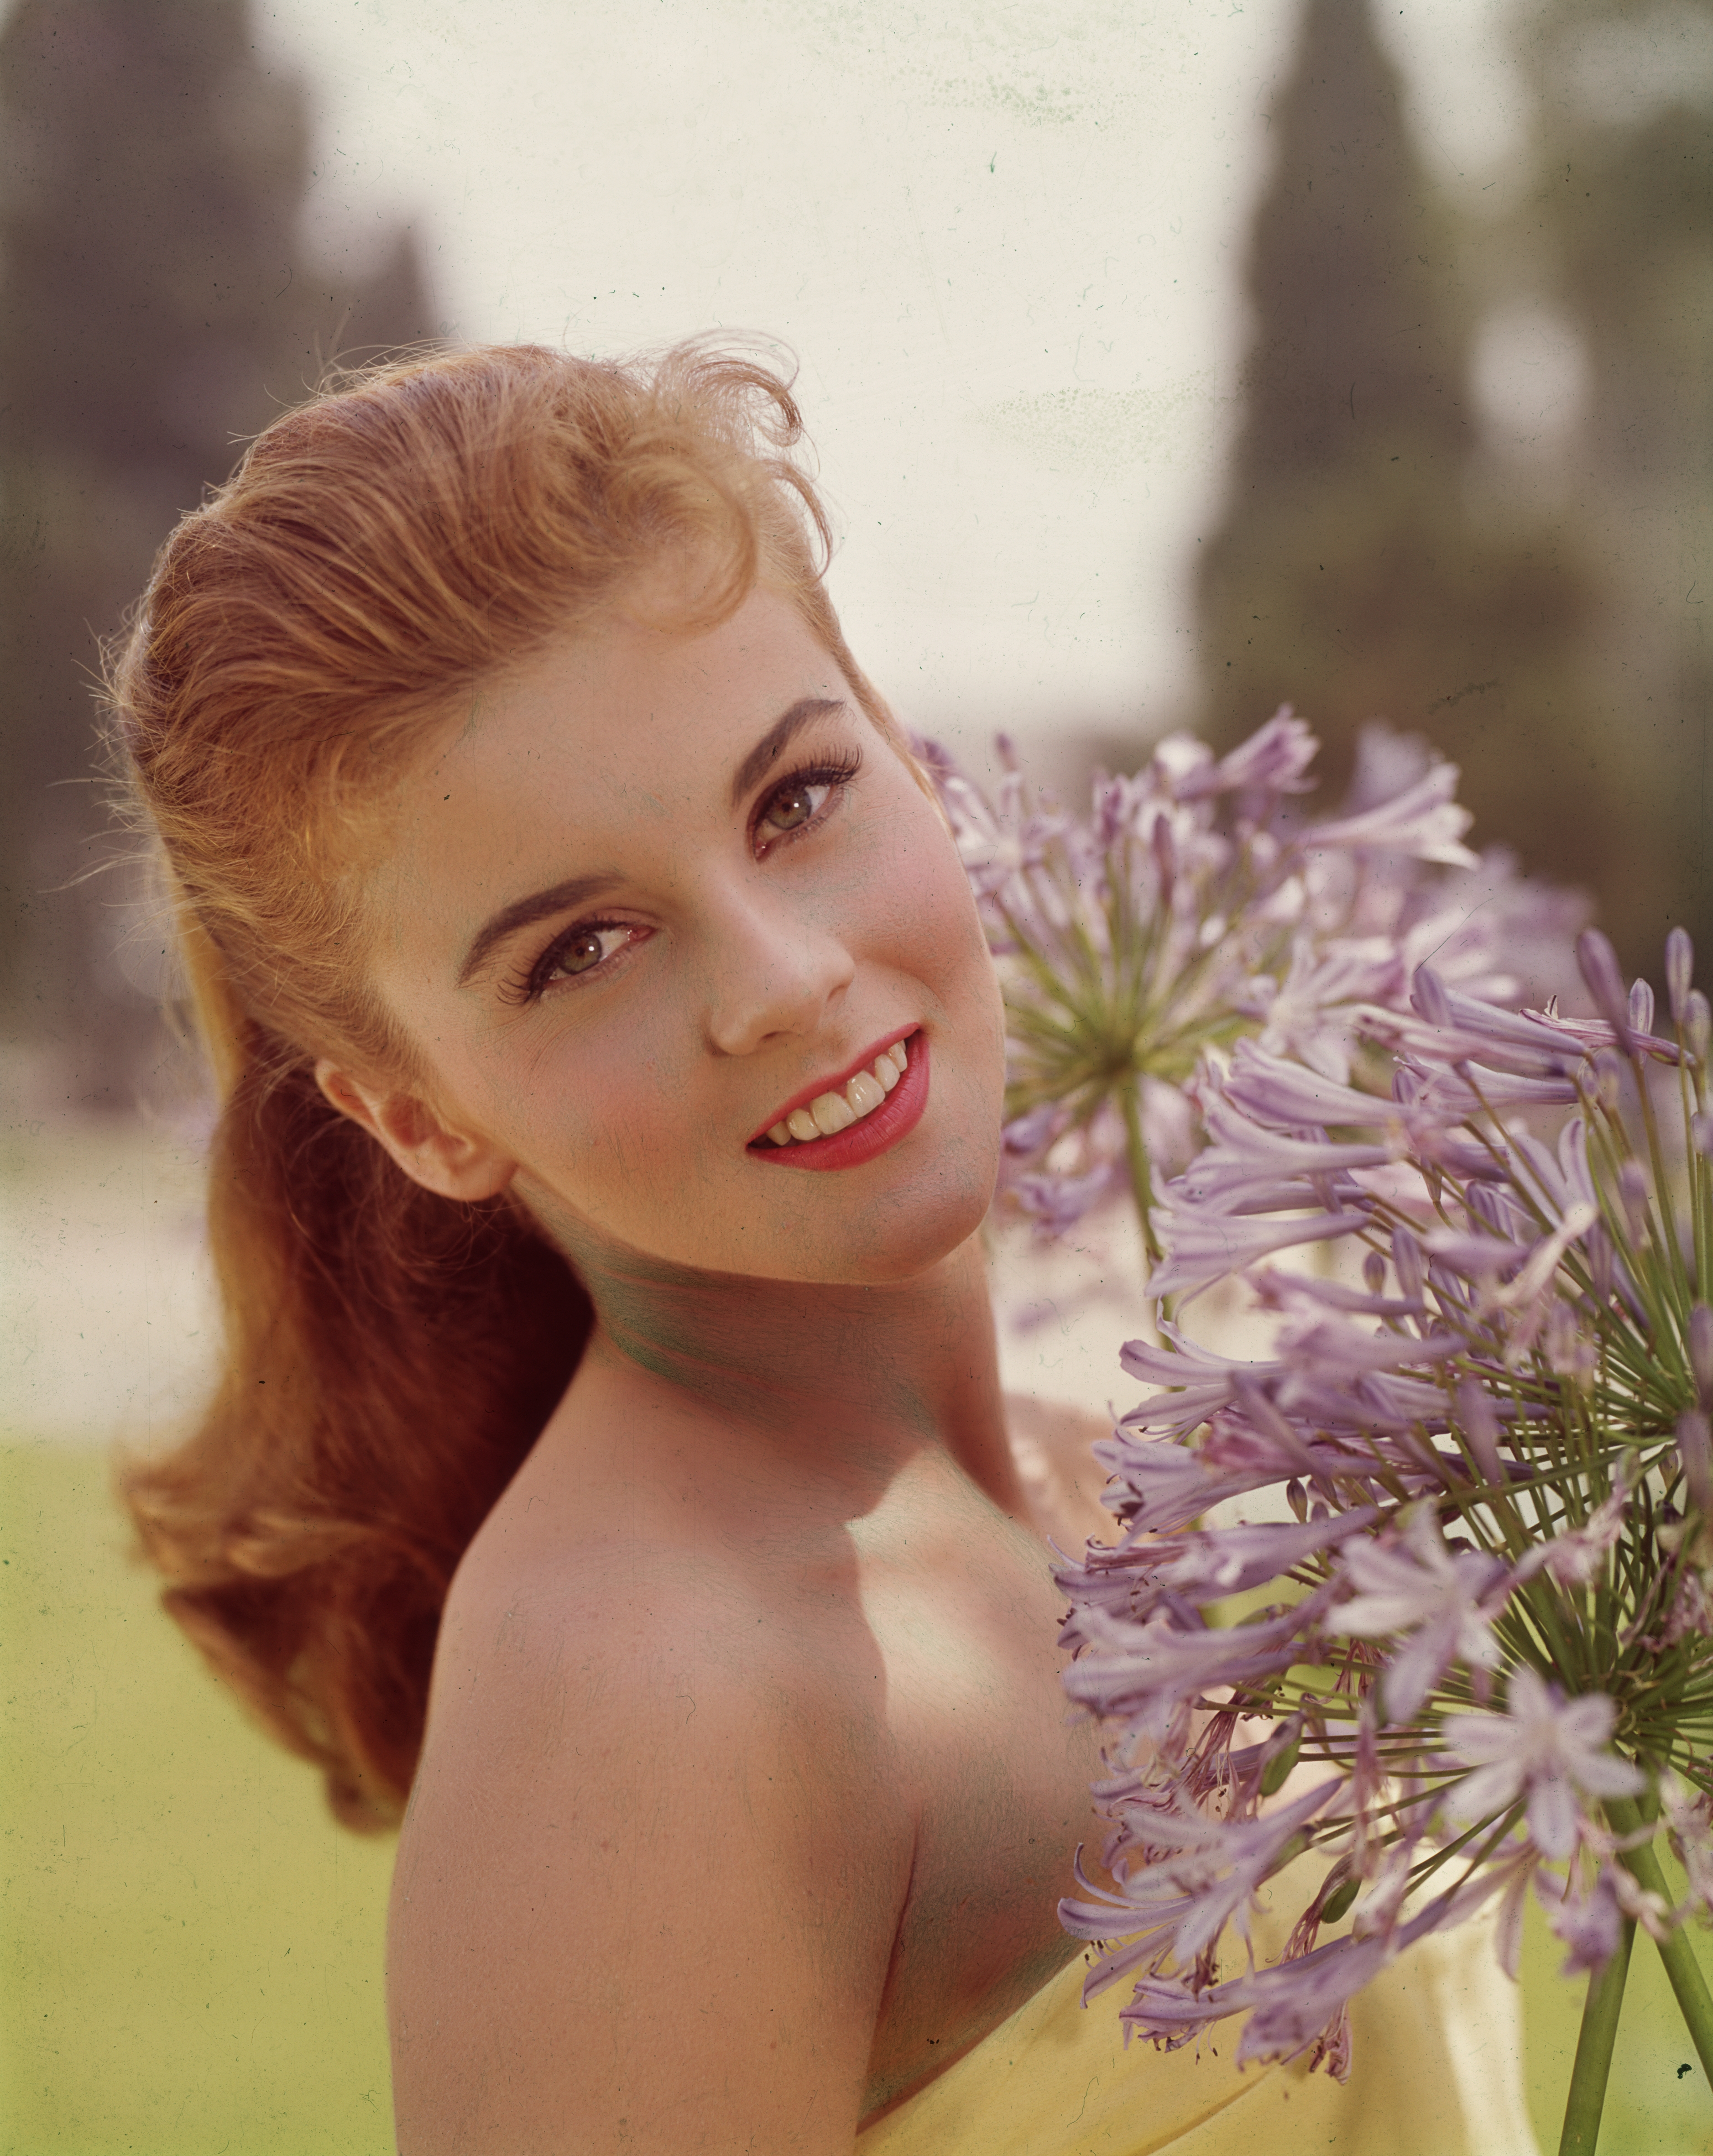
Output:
[857, 1910, 1539, 2156]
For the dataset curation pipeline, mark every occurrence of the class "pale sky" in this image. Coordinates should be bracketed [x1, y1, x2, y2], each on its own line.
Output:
[256, 0, 1530, 769]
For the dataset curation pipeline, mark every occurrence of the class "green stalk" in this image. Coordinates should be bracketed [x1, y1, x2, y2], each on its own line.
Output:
[1121, 1078, 1161, 1265]
[1604, 1794, 1713, 2089]
[1558, 1918, 1635, 2156]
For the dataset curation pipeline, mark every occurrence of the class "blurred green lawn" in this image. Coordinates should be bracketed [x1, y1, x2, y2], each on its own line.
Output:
[2, 1441, 393, 2156]
[4, 1439, 1713, 2156]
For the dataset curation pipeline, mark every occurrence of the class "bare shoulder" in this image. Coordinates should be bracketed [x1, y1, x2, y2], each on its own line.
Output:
[1003, 1392, 1120, 1554]
[389, 1533, 912, 2156]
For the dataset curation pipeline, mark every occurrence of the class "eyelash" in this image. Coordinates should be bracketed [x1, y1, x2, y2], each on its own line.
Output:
[501, 749, 865, 1006]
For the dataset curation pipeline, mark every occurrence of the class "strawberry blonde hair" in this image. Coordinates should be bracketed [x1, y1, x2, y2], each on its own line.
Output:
[109, 341, 904, 1828]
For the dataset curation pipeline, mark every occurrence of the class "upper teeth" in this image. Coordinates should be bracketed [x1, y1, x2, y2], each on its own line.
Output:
[768, 1037, 909, 1146]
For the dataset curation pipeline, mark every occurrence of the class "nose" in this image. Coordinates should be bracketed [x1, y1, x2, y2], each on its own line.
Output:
[699, 875, 856, 1058]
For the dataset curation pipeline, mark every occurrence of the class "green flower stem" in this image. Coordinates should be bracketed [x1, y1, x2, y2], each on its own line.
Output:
[1120, 1081, 1161, 1266]
[1558, 1916, 1634, 2156]
[1604, 1794, 1713, 2090]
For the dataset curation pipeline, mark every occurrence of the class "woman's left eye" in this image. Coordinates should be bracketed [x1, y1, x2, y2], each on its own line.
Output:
[761, 779, 830, 835]
[755, 757, 861, 847]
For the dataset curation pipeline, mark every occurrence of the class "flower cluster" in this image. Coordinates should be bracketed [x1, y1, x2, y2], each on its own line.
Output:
[926, 713, 1585, 1260]
[1055, 926, 1713, 2087]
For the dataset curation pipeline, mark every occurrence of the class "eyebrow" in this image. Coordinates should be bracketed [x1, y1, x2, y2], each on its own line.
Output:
[456, 696, 852, 989]
[457, 872, 621, 989]
[728, 696, 848, 808]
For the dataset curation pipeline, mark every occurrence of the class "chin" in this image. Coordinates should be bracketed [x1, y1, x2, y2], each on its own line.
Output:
[771, 1126, 1003, 1289]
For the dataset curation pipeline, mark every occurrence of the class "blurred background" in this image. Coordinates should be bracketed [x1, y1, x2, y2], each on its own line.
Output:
[1, 1, 1709, 2150]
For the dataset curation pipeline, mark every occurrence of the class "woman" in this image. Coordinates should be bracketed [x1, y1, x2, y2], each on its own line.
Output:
[111, 341, 1501, 2154]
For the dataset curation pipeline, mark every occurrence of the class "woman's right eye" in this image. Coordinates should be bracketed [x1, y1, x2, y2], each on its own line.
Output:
[510, 922, 636, 1004]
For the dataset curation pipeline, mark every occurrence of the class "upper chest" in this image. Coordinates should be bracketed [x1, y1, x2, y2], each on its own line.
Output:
[422, 1429, 1101, 2124]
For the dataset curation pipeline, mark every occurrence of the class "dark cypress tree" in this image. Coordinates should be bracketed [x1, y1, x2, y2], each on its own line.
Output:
[0, 0, 437, 1106]
[1195, 0, 1668, 970]
[1515, 0, 1713, 975]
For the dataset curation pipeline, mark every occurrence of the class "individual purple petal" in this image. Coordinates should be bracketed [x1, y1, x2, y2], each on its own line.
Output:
[1411, 1062, 1583, 1115]
[1690, 1303, 1713, 1407]
[1064, 1779, 1339, 1979]
[1420, 1228, 1532, 1280]
[1183, 1087, 1396, 1209]
[1677, 1409, 1713, 1518]
[1250, 1268, 1423, 1321]
[1545, 1866, 1625, 1975]
[1165, 706, 1317, 801]
[1255, 936, 1404, 1078]
[1411, 963, 1453, 1029]
[1332, 1509, 1507, 1722]
[1273, 1317, 1460, 1381]
[1667, 926, 1695, 1028]
[1577, 928, 1634, 1052]
[1086, 1432, 1282, 1539]
[1001, 1101, 1062, 1155]
[1147, 1198, 1371, 1303]
[1117, 1331, 1261, 1438]
[1455, 1378, 1505, 1487]
[1136, 1511, 1378, 1603]
[1008, 1162, 1119, 1236]
[1222, 1040, 1395, 1131]
[1063, 1591, 1332, 1735]
[1306, 761, 1480, 868]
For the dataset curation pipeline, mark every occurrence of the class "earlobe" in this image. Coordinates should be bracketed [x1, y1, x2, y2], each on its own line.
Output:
[314, 1059, 518, 1203]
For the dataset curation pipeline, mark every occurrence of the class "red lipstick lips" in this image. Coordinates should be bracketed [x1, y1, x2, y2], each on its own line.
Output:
[747, 1031, 928, 1172]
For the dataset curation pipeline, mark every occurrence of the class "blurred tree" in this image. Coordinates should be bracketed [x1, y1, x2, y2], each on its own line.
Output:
[1193, 0, 1673, 973]
[0, 0, 436, 1109]
[1509, 0, 1713, 974]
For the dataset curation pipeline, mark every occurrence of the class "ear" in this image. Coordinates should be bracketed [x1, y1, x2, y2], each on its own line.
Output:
[314, 1060, 518, 1203]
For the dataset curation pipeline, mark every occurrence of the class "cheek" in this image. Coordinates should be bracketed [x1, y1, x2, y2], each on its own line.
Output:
[892, 827, 1004, 1048]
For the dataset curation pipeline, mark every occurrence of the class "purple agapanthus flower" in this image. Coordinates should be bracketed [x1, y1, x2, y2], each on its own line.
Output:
[1443, 1669, 1645, 1861]
[929, 715, 1585, 1261]
[1046, 918, 1713, 2093]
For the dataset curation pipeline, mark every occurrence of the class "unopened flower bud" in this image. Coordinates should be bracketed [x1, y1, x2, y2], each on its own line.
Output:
[1286, 1478, 1308, 1522]
[1691, 1304, 1713, 1407]
[1629, 978, 1655, 1036]
[1259, 1719, 1304, 1797]
[1150, 810, 1177, 901]
[1411, 964, 1452, 1029]
[1578, 929, 1635, 1052]
[1321, 1876, 1361, 1926]
[1691, 991, 1713, 1068]
[1667, 926, 1695, 1027]
[1457, 1377, 1505, 1486]
[1363, 1251, 1387, 1297]
[1679, 1409, 1713, 1520]
[1591, 1050, 1624, 1111]
[1392, 1065, 1425, 1107]
[1588, 1221, 1615, 1307]
[1545, 1300, 1598, 1388]
[1393, 1227, 1425, 1304]
[1618, 1158, 1651, 1243]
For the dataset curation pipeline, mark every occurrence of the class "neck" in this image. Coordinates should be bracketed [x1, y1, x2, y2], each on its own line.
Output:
[553, 1226, 1024, 1517]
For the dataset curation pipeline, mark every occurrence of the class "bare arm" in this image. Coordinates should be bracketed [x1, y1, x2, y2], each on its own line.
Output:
[388, 1565, 912, 2156]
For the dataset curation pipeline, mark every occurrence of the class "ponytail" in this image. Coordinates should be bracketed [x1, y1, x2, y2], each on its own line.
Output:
[120, 938, 588, 1828]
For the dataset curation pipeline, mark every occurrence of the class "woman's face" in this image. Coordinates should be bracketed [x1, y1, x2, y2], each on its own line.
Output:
[356, 581, 1007, 1288]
